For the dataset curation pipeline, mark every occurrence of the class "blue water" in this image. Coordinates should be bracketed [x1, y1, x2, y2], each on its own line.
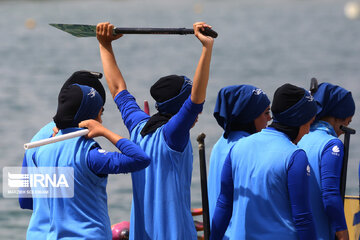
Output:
[1, 0, 359, 239]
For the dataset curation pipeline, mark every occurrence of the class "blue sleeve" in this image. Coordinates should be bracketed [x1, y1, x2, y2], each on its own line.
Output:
[19, 154, 33, 210]
[210, 152, 233, 240]
[114, 90, 150, 133]
[320, 139, 347, 231]
[163, 96, 204, 152]
[287, 150, 317, 240]
[87, 139, 150, 175]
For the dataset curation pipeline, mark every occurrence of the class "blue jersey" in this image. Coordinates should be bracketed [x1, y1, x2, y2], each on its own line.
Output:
[115, 90, 203, 240]
[207, 131, 249, 239]
[298, 121, 347, 239]
[23, 122, 55, 239]
[29, 128, 112, 240]
[22, 122, 150, 239]
[211, 128, 316, 240]
[230, 129, 299, 239]
[130, 122, 196, 239]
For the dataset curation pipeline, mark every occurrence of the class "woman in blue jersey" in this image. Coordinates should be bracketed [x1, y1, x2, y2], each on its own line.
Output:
[20, 78, 150, 239]
[19, 70, 109, 237]
[96, 21, 214, 239]
[211, 83, 318, 240]
[207, 85, 271, 239]
[19, 71, 108, 190]
[298, 82, 355, 240]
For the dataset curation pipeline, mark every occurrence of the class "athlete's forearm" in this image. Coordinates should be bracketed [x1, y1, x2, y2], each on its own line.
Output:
[191, 46, 212, 104]
[99, 43, 127, 98]
[101, 127, 123, 146]
[87, 139, 150, 174]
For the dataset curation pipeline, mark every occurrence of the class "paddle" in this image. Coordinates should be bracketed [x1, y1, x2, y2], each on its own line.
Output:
[310, 77, 319, 95]
[339, 125, 356, 202]
[336, 125, 355, 240]
[49, 24, 218, 38]
[197, 133, 210, 240]
[24, 129, 89, 149]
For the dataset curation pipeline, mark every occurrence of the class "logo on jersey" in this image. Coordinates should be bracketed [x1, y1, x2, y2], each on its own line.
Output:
[332, 145, 340, 156]
[98, 149, 107, 154]
[306, 165, 311, 176]
[253, 88, 266, 96]
[305, 95, 314, 102]
[184, 76, 192, 86]
[88, 88, 97, 98]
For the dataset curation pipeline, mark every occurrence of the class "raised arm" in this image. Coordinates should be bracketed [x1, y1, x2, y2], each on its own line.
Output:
[190, 22, 214, 104]
[162, 22, 214, 150]
[97, 22, 126, 98]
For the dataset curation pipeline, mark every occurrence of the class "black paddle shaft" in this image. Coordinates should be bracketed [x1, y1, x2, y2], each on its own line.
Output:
[339, 125, 356, 202]
[114, 27, 218, 38]
[310, 77, 319, 95]
[197, 133, 210, 240]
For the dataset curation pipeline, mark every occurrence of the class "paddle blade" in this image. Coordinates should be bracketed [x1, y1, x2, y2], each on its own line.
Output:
[50, 24, 96, 37]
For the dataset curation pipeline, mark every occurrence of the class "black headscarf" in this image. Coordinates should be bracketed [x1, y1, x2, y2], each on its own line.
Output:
[270, 83, 317, 141]
[53, 84, 103, 129]
[60, 70, 106, 104]
[140, 75, 192, 137]
[53, 71, 105, 129]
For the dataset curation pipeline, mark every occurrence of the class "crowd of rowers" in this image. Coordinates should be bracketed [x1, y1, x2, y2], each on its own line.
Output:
[19, 21, 355, 240]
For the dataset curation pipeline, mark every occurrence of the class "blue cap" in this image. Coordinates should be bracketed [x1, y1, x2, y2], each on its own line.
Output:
[314, 82, 355, 119]
[72, 84, 104, 126]
[214, 85, 270, 135]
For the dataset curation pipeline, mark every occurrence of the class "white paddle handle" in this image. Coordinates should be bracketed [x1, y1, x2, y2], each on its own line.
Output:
[24, 129, 89, 150]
